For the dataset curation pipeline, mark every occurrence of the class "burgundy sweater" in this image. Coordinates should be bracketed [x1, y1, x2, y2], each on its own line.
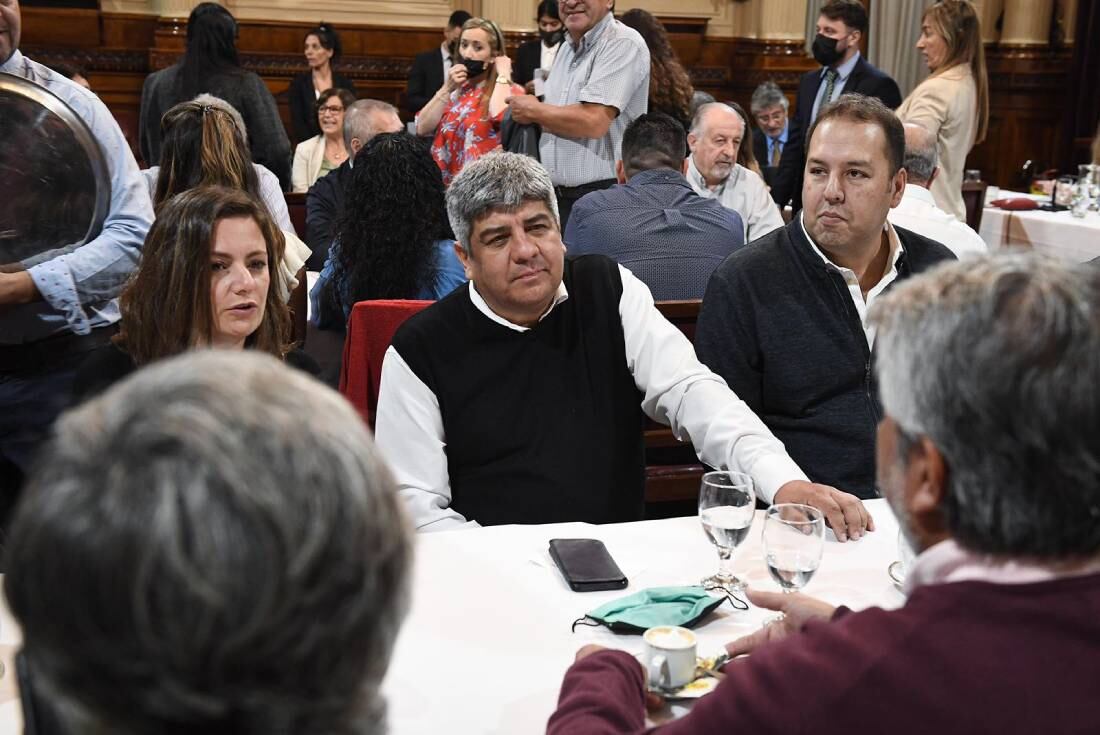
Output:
[547, 574, 1100, 734]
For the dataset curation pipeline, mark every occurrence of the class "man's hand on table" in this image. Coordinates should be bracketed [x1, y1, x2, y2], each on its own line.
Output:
[724, 588, 836, 657]
[774, 480, 874, 542]
[574, 644, 667, 712]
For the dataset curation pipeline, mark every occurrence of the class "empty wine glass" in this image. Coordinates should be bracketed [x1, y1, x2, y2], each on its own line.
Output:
[698, 471, 755, 592]
[761, 503, 825, 624]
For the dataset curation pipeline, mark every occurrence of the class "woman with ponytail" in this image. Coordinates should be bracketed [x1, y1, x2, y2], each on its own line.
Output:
[143, 95, 311, 306]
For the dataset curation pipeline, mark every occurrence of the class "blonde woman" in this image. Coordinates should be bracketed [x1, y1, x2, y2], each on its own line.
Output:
[896, 0, 989, 222]
[414, 17, 524, 186]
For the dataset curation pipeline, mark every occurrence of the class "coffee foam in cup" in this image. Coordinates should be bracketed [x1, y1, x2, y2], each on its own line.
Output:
[644, 626, 696, 650]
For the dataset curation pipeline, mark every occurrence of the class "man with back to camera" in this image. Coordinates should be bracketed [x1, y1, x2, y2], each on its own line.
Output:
[695, 95, 955, 505]
[888, 122, 987, 258]
[770, 0, 902, 213]
[374, 151, 873, 541]
[565, 111, 744, 300]
[750, 80, 789, 189]
[686, 102, 784, 243]
[506, 0, 651, 229]
[549, 252, 1100, 735]
[0, 0, 153, 535]
[406, 10, 472, 115]
[305, 99, 404, 270]
[5, 351, 412, 734]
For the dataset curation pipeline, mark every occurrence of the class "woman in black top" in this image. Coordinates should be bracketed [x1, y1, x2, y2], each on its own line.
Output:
[73, 186, 316, 403]
[288, 23, 357, 144]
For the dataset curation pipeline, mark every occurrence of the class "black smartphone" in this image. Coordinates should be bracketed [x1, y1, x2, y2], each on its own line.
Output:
[548, 538, 628, 592]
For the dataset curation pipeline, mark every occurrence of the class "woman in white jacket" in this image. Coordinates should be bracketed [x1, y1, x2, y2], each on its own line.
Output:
[291, 87, 355, 192]
[896, 0, 988, 223]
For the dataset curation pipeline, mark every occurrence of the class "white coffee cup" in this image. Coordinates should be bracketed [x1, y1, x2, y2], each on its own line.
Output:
[642, 626, 697, 690]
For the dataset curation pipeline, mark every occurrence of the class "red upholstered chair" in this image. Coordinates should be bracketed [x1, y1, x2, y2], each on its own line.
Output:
[338, 299, 432, 428]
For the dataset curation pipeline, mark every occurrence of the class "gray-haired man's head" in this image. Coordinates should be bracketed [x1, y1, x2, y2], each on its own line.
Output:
[344, 99, 403, 156]
[445, 150, 559, 254]
[4, 351, 412, 735]
[902, 122, 938, 188]
[870, 253, 1100, 561]
[750, 81, 789, 141]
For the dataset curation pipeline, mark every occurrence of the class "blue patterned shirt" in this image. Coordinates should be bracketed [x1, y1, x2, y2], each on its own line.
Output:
[1, 50, 153, 344]
[563, 169, 745, 300]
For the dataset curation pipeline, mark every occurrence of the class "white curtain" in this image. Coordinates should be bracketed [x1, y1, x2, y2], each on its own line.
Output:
[868, 0, 935, 99]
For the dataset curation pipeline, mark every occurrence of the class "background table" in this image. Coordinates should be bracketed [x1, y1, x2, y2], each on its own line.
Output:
[0, 500, 904, 734]
[980, 192, 1100, 262]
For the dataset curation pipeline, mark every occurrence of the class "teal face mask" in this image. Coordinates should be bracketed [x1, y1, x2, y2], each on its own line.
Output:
[572, 586, 741, 634]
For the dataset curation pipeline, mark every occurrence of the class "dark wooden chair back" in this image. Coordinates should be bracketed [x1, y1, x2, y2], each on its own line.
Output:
[284, 192, 308, 239]
[961, 180, 987, 232]
[644, 300, 706, 512]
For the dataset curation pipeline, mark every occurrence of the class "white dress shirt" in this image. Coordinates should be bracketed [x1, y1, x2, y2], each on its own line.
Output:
[540, 41, 561, 72]
[888, 184, 987, 259]
[800, 212, 903, 349]
[374, 265, 810, 531]
[687, 157, 785, 243]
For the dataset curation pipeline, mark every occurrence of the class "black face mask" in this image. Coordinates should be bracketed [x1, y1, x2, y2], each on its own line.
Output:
[812, 34, 843, 66]
[540, 29, 564, 47]
[461, 57, 487, 77]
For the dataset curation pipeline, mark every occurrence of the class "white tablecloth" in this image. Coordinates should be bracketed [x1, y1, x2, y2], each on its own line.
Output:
[0, 500, 905, 734]
[980, 197, 1100, 263]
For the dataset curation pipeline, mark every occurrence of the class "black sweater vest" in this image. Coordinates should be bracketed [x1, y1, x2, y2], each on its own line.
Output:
[696, 220, 955, 499]
[392, 255, 645, 525]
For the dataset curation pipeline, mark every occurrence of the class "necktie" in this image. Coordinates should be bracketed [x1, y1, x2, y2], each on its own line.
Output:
[770, 138, 782, 167]
[819, 68, 839, 118]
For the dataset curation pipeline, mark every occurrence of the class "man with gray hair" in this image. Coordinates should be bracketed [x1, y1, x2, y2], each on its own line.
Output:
[306, 99, 404, 269]
[549, 252, 1100, 733]
[750, 80, 790, 189]
[4, 350, 412, 735]
[687, 102, 784, 242]
[888, 122, 987, 258]
[375, 151, 872, 538]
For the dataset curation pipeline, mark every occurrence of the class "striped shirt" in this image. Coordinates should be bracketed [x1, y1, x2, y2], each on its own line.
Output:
[539, 14, 650, 187]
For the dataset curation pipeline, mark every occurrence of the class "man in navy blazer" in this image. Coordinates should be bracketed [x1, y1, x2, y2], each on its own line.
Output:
[771, 0, 901, 213]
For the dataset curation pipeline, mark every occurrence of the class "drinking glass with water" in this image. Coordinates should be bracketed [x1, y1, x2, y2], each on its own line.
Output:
[698, 471, 755, 592]
[761, 503, 825, 623]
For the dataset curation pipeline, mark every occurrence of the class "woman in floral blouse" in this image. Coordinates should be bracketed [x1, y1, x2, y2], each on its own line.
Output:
[415, 17, 524, 186]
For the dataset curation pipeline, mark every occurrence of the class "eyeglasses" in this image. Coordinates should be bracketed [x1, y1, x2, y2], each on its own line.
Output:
[318, 105, 344, 115]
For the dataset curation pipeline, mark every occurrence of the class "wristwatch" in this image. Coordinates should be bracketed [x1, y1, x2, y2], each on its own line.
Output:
[496, 76, 512, 85]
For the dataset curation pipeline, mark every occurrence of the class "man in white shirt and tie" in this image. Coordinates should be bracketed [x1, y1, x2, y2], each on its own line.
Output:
[889, 123, 987, 258]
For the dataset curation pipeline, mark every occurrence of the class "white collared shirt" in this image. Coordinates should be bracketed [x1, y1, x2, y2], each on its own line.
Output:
[374, 265, 810, 531]
[888, 184, 987, 259]
[799, 212, 903, 349]
[686, 157, 785, 243]
[540, 41, 561, 72]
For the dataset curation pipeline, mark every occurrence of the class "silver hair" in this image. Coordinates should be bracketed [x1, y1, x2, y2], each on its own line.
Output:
[869, 253, 1100, 558]
[4, 351, 412, 735]
[902, 122, 938, 186]
[445, 151, 559, 253]
[343, 98, 401, 150]
[750, 81, 789, 115]
[191, 93, 247, 142]
[689, 101, 740, 136]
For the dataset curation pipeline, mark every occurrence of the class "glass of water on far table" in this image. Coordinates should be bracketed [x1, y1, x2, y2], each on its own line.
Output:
[761, 503, 825, 624]
[699, 471, 756, 592]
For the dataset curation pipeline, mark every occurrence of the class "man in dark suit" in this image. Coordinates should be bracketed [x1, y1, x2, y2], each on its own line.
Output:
[405, 10, 471, 115]
[771, 0, 901, 213]
[750, 80, 789, 190]
[513, 0, 564, 94]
